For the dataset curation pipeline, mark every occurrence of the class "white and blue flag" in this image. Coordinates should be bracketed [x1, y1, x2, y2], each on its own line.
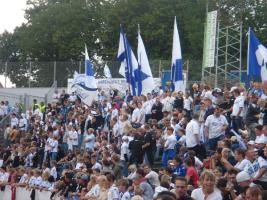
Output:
[248, 28, 267, 82]
[117, 26, 139, 96]
[171, 17, 185, 92]
[137, 27, 155, 95]
[71, 45, 97, 106]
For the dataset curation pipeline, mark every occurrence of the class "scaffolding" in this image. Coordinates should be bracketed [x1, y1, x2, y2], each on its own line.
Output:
[202, 23, 243, 88]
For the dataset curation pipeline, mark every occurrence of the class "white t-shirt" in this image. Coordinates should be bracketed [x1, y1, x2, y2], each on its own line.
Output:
[164, 134, 177, 150]
[178, 135, 186, 146]
[143, 100, 153, 115]
[92, 162, 102, 170]
[232, 96, 245, 117]
[253, 157, 267, 182]
[50, 139, 58, 153]
[162, 96, 174, 112]
[205, 114, 228, 139]
[68, 130, 78, 146]
[10, 117, 18, 128]
[108, 184, 120, 200]
[191, 188, 222, 200]
[132, 108, 140, 123]
[86, 184, 100, 198]
[84, 134, 95, 151]
[245, 156, 267, 182]
[255, 134, 267, 144]
[120, 142, 130, 161]
[184, 97, 193, 111]
[234, 159, 251, 171]
[145, 171, 160, 187]
[186, 119, 200, 148]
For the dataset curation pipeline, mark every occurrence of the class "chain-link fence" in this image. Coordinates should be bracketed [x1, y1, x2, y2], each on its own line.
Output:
[0, 59, 205, 88]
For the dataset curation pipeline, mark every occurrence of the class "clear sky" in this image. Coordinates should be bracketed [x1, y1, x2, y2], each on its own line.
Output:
[0, 0, 27, 87]
[0, 0, 27, 34]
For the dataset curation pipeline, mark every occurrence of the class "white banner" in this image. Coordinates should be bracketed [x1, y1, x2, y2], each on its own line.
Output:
[202, 10, 217, 68]
[68, 78, 161, 95]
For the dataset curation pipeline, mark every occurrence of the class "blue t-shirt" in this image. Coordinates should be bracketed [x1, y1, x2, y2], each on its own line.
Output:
[173, 165, 186, 177]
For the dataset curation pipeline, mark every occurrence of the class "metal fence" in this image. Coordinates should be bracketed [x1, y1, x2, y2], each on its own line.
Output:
[0, 60, 202, 88]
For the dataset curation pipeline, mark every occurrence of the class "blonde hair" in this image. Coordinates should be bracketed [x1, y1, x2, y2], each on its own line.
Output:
[87, 175, 98, 191]
[200, 170, 216, 185]
[42, 171, 50, 181]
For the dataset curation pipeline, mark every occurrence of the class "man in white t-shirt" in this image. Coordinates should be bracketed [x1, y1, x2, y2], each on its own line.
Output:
[186, 113, 206, 160]
[204, 107, 228, 150]
[231, 88, 245, 132]
[144, 164, 160, 188]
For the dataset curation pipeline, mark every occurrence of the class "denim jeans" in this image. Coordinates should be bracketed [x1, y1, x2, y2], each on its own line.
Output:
[207, 134, 224, 151]
[120, 160, 128, 177]
[50, 152, 57, 161]
[162, 149, 175, 168]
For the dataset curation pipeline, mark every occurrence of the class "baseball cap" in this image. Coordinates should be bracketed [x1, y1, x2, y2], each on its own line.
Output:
[236, 171, 251, 183]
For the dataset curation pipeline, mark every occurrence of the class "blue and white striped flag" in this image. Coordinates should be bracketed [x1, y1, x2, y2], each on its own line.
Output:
[171, 17, 185, 92]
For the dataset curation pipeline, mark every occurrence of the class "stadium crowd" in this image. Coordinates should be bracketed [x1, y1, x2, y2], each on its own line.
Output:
[0, 81, 267, 200]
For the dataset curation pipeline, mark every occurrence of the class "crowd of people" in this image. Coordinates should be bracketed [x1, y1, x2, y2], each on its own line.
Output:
[0, 81, 267, 200]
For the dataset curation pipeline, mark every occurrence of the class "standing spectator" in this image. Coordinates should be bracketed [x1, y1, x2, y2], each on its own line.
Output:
[231, 89, 245, 132]
[129, 134, 143, 166]
[246, 94, 260, 140]
[10, 113, 19, 129]
[84, 128, 95, 152]
[120, 136, 130, 177]
[186, 114, 204, 160]
[204, 107, 228, 151]
[151, 97, 163, 121]
[142, 125, 156, 167]
[162, 127, 177, 168]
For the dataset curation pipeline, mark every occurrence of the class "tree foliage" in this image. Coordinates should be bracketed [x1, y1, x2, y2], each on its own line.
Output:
[0, 0, 266, 86]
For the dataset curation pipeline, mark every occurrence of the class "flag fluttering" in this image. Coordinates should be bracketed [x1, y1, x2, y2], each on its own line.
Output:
[117, 26, 139, 96]
[71, 45, 97, 106]
[137, 27, 155, 95]
[248, 28, 267, 82]
[171, 17, 185, 92]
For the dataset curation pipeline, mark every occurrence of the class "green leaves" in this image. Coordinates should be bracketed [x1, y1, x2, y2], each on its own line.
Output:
[0, 0, 267, 87]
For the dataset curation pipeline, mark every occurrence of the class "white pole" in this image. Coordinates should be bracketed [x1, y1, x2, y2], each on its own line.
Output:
[247, 27, 251, 78]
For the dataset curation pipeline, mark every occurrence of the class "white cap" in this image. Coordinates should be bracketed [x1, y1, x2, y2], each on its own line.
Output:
[236, 171, 251, 183]
[248, 140, 255, 145]
[122, 136, 128, 141]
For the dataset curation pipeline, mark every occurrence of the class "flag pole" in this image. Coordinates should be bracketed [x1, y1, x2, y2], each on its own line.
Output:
[247, 27, 251, 83]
